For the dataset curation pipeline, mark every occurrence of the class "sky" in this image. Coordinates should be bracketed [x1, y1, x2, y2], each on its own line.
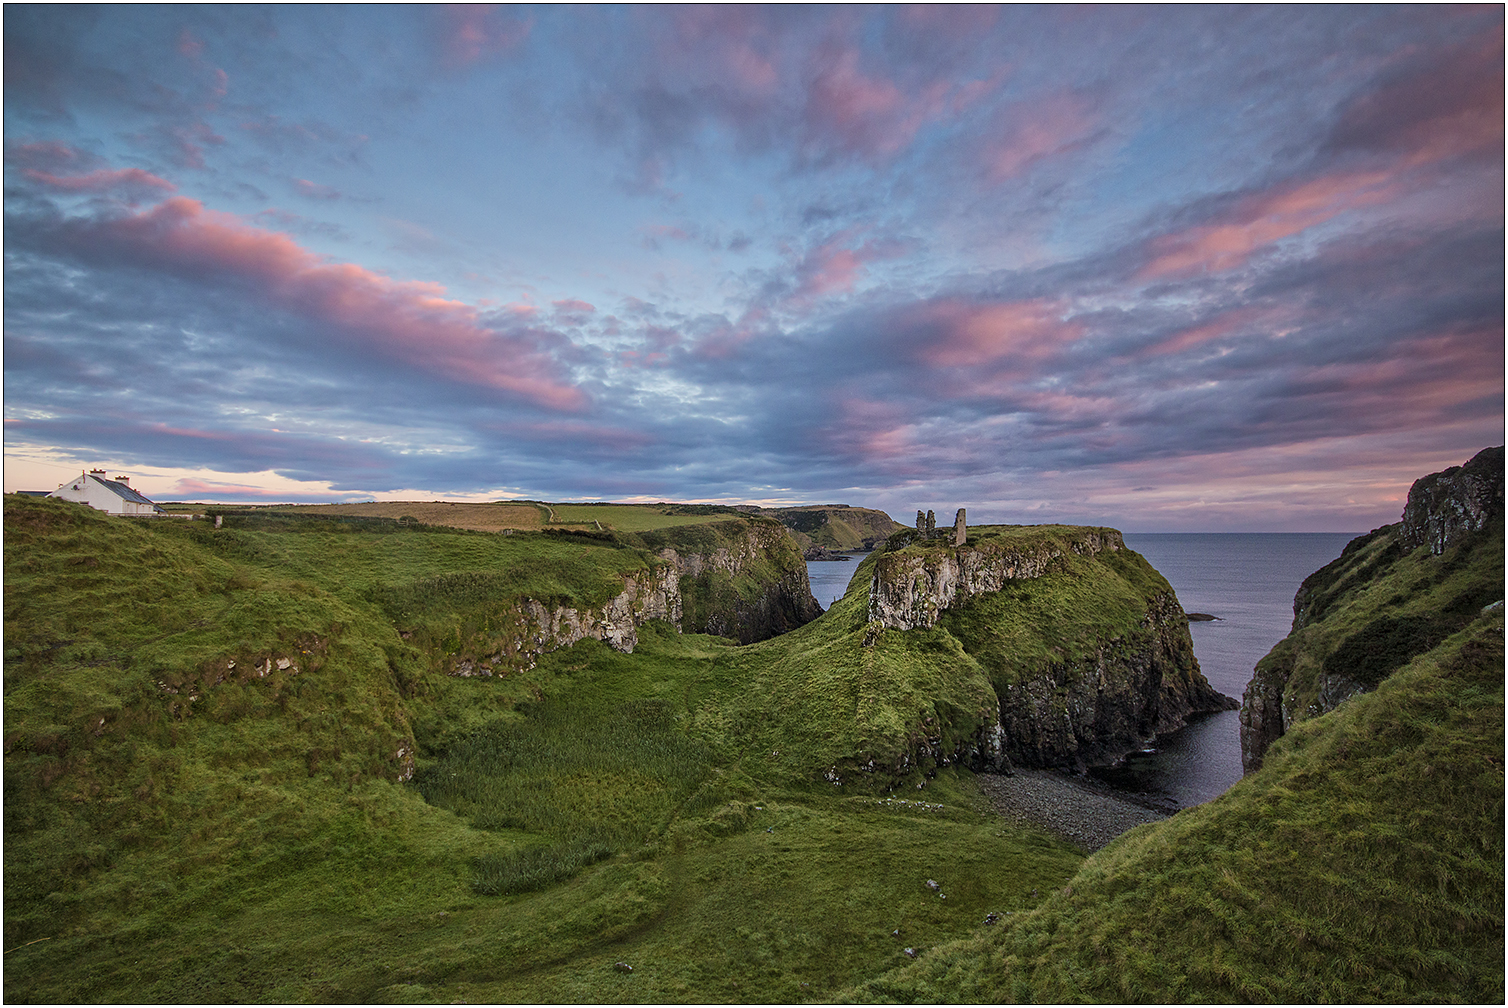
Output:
[4, 4, 1503, 531]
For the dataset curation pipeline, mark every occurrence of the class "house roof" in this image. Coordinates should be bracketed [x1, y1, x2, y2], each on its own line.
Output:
[91, 476, 161, 507]
[82, 474, 165, 510]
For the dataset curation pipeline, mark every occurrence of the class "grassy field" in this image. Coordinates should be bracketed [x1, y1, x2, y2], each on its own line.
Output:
[2, 496, 1085, 1002]
[6, 494, 1500, 1003]
[159, 500, 754, 534]
[541, 502, 750, 531]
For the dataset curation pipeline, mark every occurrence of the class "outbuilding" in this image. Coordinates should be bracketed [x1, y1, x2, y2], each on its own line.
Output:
[49, 470, 166, 516]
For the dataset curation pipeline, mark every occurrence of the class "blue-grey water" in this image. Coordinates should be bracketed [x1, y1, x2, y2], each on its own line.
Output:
[806, 552, 870, 610]
[1108, 533, 1361, 806]
[806, 533, 1361, 808]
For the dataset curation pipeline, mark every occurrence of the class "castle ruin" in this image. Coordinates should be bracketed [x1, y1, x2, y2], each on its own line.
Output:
[915, 507, 967, 546]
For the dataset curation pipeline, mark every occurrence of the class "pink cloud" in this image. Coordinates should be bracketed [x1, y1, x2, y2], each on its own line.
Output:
[177, 28, 205, 60]
[21, 167, 176, 196]
[6, 140, 89, 172]
[898, 4, 1002, 37]
[552, 299, 596, 314]
[514, 421, 655, 451]
[169, 477, 298, 498]
[790, 232, 906, 303]
[802, 46, 949, 160]
[644, 224, 692, 242]
[694, 307, 770, 359]
[437, 4, 532, 68]
[1329, 27, 1504, 168]
[1138, 170, 1398, 279]
[662, 6, 782, 95]
[907, 298, 1085, 369]
[1140, 306, 1274, 358]
[983, 90, 1100, 182]
[820, 397, 921, 466]
[292, 178, 341, 199]
[67, 197, 585, 410]
[644, 9, 1006, 168]
[131, 121, 225, 170]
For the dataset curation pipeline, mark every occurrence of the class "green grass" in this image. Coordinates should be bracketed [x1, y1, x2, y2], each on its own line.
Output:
[7, 493, 1500, 1004]
[847, 610, 1504, 1003]
[2, 496, 1084, 1003]
[541, 502, 748, 531]
[1252, 519, 1503, 731]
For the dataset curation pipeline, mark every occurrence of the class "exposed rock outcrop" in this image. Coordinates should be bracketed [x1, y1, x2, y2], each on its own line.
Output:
[447, 564, 682, 678]
[440, 517, 822, 676]
[991, 589, 1236, 770]
[643, 517, 822, 644]
[1400, 446, 1504, 554]
[868, 527, 1124, 631]
[862, 525, 1235, 775]
[1240, 447, 1505, 772]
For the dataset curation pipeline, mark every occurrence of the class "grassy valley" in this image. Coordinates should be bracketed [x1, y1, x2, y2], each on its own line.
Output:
[2, 496, 1082, 1002]
[5, 488, 1502, 1003]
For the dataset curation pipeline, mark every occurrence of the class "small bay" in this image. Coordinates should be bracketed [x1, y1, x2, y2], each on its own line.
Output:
[1110, 532, 1361, 806]
[807, 533, 1364, 808]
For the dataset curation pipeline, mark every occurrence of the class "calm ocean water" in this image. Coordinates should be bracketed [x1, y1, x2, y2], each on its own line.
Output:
[806, 553, 870, 610]
[805, 532, 1361, 808]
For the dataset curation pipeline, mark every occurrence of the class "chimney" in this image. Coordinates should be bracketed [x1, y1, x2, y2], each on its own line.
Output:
[90, 469, 107, 476]
[115, 476, 130, 485]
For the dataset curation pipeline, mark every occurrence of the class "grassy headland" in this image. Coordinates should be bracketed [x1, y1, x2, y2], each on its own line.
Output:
[6, 494, 1499, 1003]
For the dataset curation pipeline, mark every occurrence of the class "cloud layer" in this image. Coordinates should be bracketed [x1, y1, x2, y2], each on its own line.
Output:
[4, 6, 1502, 529]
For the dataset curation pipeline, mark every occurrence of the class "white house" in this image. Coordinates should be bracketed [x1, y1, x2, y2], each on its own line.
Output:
[49, 470, 166, 516]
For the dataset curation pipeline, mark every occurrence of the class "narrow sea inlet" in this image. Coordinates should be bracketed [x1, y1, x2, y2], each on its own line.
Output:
[808, 533, 1361, 808]
[805, 550, 870, 610]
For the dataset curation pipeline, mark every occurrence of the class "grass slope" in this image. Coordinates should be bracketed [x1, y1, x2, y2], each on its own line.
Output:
[20, 495, 1482, 1004]
[1262, 519, 1503, 723]
[3, 497, 1086, 1003]
[848, 535, 1505, 1003]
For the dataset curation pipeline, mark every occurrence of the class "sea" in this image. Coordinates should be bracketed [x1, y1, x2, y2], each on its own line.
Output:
[805, 532, 1362, 809]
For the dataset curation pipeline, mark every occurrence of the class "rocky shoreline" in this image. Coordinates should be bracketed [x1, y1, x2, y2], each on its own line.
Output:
[977, 770, 1170, 852]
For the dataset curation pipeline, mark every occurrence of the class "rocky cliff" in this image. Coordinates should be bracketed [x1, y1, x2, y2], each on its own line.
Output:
[861, 525, 1234, 773]
[1400, 446, 1504, 554]
[643, 517, 823, 643]
[867, 526, 1124, 630]
[1240, 447, 1505, 771]
[443, 564, 683, 678]
[425, 517, 821, 677]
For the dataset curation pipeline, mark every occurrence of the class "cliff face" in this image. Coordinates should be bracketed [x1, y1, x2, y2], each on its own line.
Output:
[1400, 446, 1504, 554]
[438, 517, 821, 676]
[651, 517, 823, 643]
[1240, 447, 1505, 772]
[868, 527, 1124, 630]
[386, 517, 820, 680]
[861, 525, 1234, 773]
[446, 565, 683, 677]
[990, 589, 1235, 769]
